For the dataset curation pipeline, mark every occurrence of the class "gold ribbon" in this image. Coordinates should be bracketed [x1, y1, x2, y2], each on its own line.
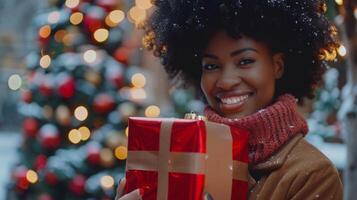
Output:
[126, 119, 248, 199]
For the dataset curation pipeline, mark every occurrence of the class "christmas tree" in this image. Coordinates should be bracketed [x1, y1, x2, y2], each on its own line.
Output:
[6, 0, 160, 199]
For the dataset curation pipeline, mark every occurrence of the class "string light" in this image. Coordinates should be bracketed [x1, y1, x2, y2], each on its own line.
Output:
[145, 105, 160, 117]
[65, 0, 80, 8]
[54, 30, 66, 42]
[48, 11, 60, 24]
[131, 73, 146, 88]
[78, 126, 91, 141]
[105, 10, 125, 27]
[115, 146, 128, 160]
[26, 170, 38, 184]
[74, 106, 88, 121]
[338, 45, 347, 57]
[83, 50, 97, 63]
[135, 0, 153, 10]
[93, 28, 109, 42]
[40, 55, 51, 69]
[8, 74, 22, 90]
[68, 129, 81, 144]
[335, 0, 343, 6]
[39, 25, 51, 38]
[100, 175, 115, 190]
[128, 6, 146, 25]
[70, 12, 84, 25]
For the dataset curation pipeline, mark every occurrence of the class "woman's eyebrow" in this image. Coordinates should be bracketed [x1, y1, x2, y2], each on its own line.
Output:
[230, 48, 258, 57]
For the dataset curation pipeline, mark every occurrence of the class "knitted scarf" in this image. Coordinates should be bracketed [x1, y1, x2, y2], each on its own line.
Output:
[204, 94, 308, 164]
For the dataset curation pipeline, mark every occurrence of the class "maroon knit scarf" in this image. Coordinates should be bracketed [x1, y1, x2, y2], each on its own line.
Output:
[204, 94, 308, 164]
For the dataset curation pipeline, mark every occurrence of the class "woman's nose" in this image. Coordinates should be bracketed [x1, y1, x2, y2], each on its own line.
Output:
[216, 67, 241, 90]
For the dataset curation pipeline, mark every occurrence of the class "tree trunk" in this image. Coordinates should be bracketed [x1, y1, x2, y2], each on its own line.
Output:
[337, 1, 357, 199]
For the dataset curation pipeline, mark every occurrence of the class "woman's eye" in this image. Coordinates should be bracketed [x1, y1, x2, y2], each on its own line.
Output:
[238, 59, 255, 66]
[202, 64, 219, 71]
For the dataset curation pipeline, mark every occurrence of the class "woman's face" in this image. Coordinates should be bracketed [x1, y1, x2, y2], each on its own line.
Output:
[201, 31, 284, 119]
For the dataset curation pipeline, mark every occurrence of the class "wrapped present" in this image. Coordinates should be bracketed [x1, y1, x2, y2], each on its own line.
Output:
[125, 117, 249, 200]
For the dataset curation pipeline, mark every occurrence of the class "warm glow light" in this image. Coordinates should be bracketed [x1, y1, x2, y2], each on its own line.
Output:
[39, 25, 51, 38]
[145, 105, 160, 118]
[125, 127, 129, 137]
[335, 0, 343, 6]
[26, 170, 38, 184]
[100, 148, 114, 163]
[62, 33, 75, 46]
[54, 30, 66, 42]
[65, 0, 80, 8]
[83, 50, 97, 63]
[135, 0, 153, 10]
[130, 88, 147, 100]
[131, 73, 146, 88]
[70, 12, 84, 25]
[78, 126, 91, 141]
[105, 10, 125, 27]
[74, 106, 88, 121]
[40, 55, 51, 69]
[128, 6, 146, 24]
[8, 74, 22, 90]
[93, 28, 109, 42]
[115, 146, 128, 160]
[100, 175, 115, 189]
[68, 129, 81, 144]
[338, 45, 347, 57]
[48, 11, 60, 24]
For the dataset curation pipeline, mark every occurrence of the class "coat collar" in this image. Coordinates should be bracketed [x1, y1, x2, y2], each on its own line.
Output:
[248, 134, 304, 189]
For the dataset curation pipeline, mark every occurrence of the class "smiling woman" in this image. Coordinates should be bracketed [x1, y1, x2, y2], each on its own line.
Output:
[116, 0, 343, 200]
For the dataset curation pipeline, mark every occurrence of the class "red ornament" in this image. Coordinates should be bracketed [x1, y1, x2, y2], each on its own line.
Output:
[12, 166, 29, 191]
[87, 146, 101, 165]
[96, 0, 117, 12]
[93, 94, 115, 114]
[23, 118, 39, 138]
[22, 90, 32, 103]
[114, 47, 130, 65]
[68, 175, 87, 195]
[57, 73, 75, 98]
[39, 124, 61, 150]
[34, 154, 48, 171]
[45, 171, 59, 185]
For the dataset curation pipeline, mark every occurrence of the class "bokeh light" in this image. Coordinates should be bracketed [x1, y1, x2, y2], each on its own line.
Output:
[8, 74, 22, 90]
[40, 55, 51, 69]
[83, 50, 97, 63]
[145, 105, 160, 118]
[48, 11, 60, 24]
[39, 25, 51, 38]
[105, 10, 125, 27]
[68, 129, 81, 144]
[125, 126, 129, 137]
[74, 106, 88, 121]
[26, 170, 38, 184]
[100, 175, 115, 190]
[135, 0, 153, 10]
[128, 6, 146, 24]
[338, 45, 347, 57]
[93, 28, 109, 42]
[130, 88, 146, 100]
[78, 126, 91, 141]
[131, 73, 146, 88]
[335, 0, 343, 6]
[114, 146, 128, 160]
[65, 0, 80, 8]
[70, 12, 84, 25]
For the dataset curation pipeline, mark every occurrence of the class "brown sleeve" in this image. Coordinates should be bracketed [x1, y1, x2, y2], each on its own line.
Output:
[288, 162, 343, 200]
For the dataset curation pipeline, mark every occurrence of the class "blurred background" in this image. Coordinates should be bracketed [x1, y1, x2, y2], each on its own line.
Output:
[0, 0, 356, 199]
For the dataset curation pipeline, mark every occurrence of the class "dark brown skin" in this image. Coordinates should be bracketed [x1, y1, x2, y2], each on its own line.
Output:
[201, 31, 285, 119]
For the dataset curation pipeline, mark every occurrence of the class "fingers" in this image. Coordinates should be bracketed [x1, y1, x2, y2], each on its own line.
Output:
[203, 192, 214, 200]
[119, 189, 143, 200]
[115, 178, 126, 200]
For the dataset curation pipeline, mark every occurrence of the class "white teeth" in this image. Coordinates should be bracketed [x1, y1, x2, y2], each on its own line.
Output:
[221, 95, 249, 105]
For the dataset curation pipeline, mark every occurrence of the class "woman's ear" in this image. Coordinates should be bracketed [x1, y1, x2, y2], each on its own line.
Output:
[273, 53, 285, 79]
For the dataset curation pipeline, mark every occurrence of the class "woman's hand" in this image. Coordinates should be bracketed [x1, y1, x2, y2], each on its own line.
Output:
[114, 178, 143, 200]
[114, 178, 213, 200]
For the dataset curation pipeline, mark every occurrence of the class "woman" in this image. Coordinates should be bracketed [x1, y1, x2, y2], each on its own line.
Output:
[117, 0, 343, 199]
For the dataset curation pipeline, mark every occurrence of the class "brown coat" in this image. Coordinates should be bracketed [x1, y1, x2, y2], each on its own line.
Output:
[248, 134, 343, 200]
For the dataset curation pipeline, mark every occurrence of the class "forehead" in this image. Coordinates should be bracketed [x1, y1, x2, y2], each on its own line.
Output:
[203, 31, 269, 55]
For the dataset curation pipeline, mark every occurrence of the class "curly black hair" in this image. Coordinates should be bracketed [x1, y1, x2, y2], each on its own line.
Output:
[143, 0, 339, 101]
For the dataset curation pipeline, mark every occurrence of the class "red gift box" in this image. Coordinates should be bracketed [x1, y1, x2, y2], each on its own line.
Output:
[125, 117, 249, 200]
